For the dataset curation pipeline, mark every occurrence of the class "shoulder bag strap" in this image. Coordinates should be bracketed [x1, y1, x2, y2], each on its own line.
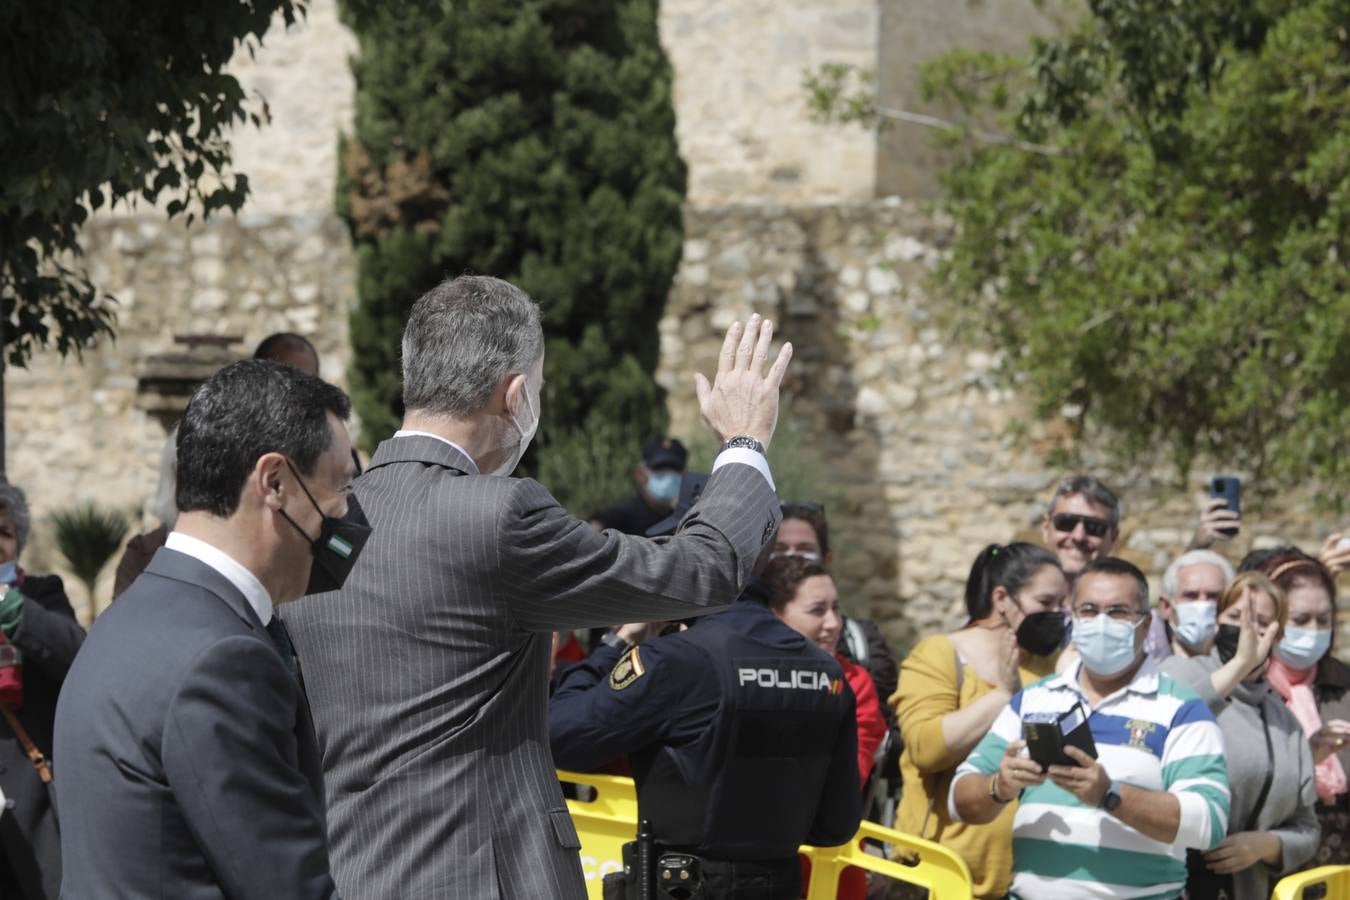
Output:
[0, 702, 52, 784]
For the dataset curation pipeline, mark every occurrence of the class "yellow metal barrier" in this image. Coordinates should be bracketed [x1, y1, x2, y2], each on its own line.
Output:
[1273, 865, 1350, 900]
[560, 769, 973, 900]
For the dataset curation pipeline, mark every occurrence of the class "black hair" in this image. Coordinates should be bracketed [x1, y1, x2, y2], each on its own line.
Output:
[253, 332, 318, 365]
[779, 501, 830, 558]
[1074, 557, 1150, 610]
[964, 542, 1061, 621]
[763, 555, 831, 613]
[176, 360, 351, 518]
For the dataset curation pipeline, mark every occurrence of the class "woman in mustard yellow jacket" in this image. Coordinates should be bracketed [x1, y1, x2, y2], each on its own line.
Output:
[891, 543, 1068, 898]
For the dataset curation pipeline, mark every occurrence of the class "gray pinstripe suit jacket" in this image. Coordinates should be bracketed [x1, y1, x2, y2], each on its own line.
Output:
[284, 435, 780, 899]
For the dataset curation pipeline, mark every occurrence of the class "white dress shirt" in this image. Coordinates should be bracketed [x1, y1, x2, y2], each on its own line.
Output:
[165, 532, 274, 626]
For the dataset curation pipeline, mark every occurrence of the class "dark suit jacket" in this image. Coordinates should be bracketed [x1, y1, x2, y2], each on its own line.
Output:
[0, 573, 84, 900]
[285, 436, 781, 899]
[54, 549, 336, 899]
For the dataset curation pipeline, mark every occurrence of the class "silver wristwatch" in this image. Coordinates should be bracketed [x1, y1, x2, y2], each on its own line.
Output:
[719, 436, 766, 456]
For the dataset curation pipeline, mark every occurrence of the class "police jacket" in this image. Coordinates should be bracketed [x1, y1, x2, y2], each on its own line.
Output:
[549, 598, 861, 860]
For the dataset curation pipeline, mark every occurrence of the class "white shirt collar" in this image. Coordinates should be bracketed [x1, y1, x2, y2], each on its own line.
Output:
[392, 430, 480, 474]
[1054, 654, 1160, 700]
[165, 531, 274, 625]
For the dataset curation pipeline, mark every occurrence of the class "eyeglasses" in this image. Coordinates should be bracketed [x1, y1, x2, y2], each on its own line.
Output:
[1051, 512, 1110, 538]
[1075, 604, 1146, 624]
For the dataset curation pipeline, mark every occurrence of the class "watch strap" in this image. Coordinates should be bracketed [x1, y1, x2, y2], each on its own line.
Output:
[719, 436, 766, 456]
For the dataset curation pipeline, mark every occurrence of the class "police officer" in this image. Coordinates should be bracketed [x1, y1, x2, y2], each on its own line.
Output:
[549, 572, 862, 899]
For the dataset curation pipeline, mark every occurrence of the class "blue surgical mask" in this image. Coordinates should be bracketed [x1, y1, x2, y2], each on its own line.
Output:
[1173, 601, 1217, 649]
[0, 561, 15, 586]
[1073, 614, 1143, 677]
[646, 471, 682, 505]
[1275, 626, 1332, 670]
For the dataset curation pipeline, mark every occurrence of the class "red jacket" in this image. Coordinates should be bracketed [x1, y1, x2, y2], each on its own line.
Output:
[839, 654, 887, 787]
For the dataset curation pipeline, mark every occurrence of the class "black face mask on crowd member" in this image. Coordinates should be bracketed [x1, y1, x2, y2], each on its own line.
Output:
[279, 460, 373, 595]
[1017, 610, 1069, 657]
[1214, 623, 1243, 665]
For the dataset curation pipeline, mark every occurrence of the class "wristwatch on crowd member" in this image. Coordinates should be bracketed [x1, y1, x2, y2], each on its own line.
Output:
[719, 436, 766, 456]
[1100, 779, 1122, 813]
[600, 631, 630, 653]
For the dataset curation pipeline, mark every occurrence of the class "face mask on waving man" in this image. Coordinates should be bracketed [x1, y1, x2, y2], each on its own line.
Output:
[1275, 626, 1333, 671]
[646, 470, 682, 505]
[1174, 601, 1218, 649]
[1073, 613, 1143, 677]
[491, 379, 538, 478]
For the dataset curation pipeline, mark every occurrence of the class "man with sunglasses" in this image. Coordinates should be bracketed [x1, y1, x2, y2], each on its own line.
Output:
[1040, 475, 1121, 579]
[952, 558, 1230, 900]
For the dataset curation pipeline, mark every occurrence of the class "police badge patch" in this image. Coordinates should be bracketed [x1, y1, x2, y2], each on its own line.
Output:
[609, 647, 645, 690]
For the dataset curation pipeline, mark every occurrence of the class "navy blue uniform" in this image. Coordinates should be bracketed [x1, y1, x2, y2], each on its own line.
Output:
[550, 598, 861, 885]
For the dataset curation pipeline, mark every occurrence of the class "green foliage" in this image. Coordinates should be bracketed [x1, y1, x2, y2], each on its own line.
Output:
[922, 0, 1350, 502]
[535, 419, 648, 519]
[338, 0, 687, 455]
[50, 502, 129, 620]
[0, 0, 301, 366]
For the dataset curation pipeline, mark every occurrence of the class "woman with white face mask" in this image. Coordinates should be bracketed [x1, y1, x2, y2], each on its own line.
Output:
[1244, 547, 1350, 868]
[1162, 573, 1319, 899]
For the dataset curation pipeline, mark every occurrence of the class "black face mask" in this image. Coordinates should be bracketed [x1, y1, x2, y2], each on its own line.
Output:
[279, 461, 373, 595]
[1016, 610, 1069, 657]
[1214, 623, 1243, 665]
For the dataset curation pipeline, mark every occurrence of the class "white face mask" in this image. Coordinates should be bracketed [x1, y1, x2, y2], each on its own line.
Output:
[489, 380, 538, 477]
[1173, 601, 1217, 649]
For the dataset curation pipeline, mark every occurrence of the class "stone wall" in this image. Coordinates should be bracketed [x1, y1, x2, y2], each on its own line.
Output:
[658, 0, 879, 204]
[8, 213, 355, 621]
[658, 200, 1346, 651]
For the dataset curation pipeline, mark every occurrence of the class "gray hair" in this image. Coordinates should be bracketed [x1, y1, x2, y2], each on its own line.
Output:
[0, 481, 31, 553]
[401, 276, 544, 418]
[1161, 549, 1235, 599]
[1048, 474, 1121, 529]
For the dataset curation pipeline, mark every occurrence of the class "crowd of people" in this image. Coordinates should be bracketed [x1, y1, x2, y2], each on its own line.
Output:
[549, 471, 1350, 899]
[0, 272, 1346, 899]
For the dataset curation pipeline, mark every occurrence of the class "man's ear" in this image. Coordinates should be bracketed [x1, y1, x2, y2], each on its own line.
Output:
[501, 372, 528, 417]
[1157, 596, 1175, 621]
[634, 465, 649, 487]
[255, 453, 288, 511]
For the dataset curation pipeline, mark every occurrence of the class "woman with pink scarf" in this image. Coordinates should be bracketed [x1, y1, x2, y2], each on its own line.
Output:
[1248, 547, 1350, 866]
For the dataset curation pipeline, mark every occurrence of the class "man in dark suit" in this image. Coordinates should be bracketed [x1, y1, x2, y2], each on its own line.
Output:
[285, 274, 793, 899]
[55, 360, 365, 899]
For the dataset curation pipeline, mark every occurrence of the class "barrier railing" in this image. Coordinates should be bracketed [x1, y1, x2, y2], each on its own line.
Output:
[1273, 865, 1350, 900]
[559, 769, 973, 900]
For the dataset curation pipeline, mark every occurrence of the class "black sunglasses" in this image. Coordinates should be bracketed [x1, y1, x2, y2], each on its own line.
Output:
[1051, 512, 1110, 538]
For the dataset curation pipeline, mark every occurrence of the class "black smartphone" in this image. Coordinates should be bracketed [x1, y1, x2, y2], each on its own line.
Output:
[1023, 704, 1097, 770]
[1210, 476, 1241, 537]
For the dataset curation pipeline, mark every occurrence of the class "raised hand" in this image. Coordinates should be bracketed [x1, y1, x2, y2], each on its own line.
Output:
[694, 314, 793, 448]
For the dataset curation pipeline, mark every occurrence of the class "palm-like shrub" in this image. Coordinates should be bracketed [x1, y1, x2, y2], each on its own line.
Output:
[50, 503, 129, 622]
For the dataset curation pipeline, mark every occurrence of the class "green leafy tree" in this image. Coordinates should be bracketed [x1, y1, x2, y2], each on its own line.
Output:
[810, 0, 1350, 502]
[338, 0, 687, 457]
[0, 0, 302, 471]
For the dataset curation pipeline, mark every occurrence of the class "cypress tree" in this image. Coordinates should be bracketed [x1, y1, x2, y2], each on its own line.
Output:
[338, 0, 687, 460]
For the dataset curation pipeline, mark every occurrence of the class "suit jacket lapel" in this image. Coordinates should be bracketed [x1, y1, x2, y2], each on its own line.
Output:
[146, 549, 325, 803]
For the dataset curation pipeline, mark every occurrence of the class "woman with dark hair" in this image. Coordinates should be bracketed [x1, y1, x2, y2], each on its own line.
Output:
[1163, 572, 1319, 899]
[763, 556, 884, 900]
[1243, 547, 1350, 866]
[891, 542, 1068, 898]
[762, 556, 887, 788]
[0, 481, 85, 900]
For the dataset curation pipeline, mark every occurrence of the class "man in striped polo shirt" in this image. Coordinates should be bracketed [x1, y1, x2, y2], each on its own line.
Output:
[951, 558, 1230, 899]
